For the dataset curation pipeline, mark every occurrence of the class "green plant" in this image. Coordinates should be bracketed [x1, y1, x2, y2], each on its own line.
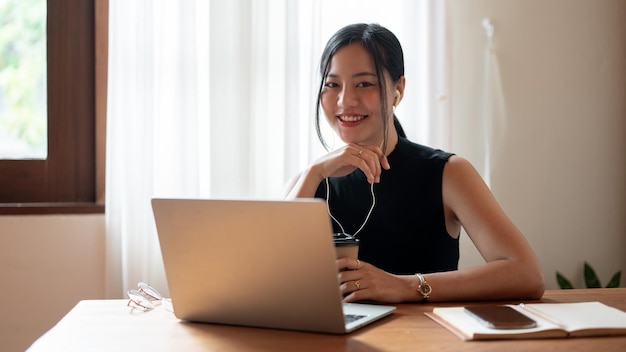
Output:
[556, 262, 621, 289]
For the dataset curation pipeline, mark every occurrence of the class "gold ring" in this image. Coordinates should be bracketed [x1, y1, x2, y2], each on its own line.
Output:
[354, 280, 361, 289]
[358, 149, 363, 158]
[355, 259, 360, 269]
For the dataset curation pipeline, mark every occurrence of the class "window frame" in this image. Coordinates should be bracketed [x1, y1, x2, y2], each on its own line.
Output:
[0, 0, 107, 215]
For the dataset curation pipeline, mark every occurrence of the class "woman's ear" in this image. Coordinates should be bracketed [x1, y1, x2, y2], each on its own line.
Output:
[393, 76, 406, 106]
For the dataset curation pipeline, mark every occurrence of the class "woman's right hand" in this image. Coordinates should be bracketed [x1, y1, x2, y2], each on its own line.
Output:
[284, 143, 390, 199]
[314, 143, 390, 184]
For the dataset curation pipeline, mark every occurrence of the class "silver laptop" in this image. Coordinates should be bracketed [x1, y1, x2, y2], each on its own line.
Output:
[151, 198, 395, 334]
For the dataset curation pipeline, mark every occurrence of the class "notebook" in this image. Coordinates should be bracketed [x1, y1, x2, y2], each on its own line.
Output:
[151, 198, 396, 334]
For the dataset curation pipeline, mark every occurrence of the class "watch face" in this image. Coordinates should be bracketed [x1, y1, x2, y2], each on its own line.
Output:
[421, 284, 432, 295]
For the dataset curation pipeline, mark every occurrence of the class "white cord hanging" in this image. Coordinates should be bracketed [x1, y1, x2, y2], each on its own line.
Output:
[480, 18, 507, 187]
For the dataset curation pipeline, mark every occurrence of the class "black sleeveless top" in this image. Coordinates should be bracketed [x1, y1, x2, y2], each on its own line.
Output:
[314, 137, 459, 275]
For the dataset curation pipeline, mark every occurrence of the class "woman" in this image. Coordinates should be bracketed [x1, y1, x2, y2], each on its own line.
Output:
[285, 23, 544, 303]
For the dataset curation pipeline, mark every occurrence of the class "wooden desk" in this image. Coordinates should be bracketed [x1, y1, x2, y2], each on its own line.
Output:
[28, 289, 626, 351]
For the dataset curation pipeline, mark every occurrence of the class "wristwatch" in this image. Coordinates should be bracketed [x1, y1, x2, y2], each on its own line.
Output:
[415, 273, 431, 301]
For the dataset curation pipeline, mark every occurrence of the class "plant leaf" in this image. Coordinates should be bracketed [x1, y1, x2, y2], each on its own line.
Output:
[556, 272, 574, 289]
[584, 262, 602, 288]
[606, 271, 622, 288]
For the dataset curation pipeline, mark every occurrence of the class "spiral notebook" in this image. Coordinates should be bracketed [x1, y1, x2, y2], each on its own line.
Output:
[151, 198, 395, 334]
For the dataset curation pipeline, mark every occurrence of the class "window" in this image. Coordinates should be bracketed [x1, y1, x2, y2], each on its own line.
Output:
[0, 0, 106, 214]
[0, 0, 47, 160]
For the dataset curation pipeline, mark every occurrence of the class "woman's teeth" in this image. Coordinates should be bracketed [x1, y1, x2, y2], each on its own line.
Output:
[339, 115, 365, 122]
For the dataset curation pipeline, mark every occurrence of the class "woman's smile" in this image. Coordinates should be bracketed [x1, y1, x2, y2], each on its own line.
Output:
[338, 115, 367, 123]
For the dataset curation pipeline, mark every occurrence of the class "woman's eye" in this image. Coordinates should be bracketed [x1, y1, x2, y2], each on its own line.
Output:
[357, 82, 375, 88]
[324, 82, 339, 88]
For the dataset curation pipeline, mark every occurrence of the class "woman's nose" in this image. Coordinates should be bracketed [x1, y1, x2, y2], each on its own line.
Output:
[338, 86, 358, 107]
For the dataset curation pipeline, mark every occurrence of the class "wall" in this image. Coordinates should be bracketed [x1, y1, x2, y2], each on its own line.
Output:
[2, 0, 626, 350]
[451, 0, 626, 289]
[0, 215, 105, 352]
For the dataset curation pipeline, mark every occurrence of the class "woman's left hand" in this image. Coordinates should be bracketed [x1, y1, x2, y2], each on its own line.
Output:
[336, 257, 414, 303]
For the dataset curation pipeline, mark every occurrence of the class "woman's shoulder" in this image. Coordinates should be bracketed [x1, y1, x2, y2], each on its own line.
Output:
[394, 137, 454, 162]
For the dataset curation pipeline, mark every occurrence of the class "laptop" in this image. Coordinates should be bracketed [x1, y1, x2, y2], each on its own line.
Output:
[151, 198, 396, 334]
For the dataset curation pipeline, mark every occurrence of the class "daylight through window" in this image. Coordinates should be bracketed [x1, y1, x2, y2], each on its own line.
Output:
[0, 0, 47, 159]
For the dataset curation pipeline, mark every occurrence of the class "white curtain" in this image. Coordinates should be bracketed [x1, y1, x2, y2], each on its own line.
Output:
[105, 0, 450, 298]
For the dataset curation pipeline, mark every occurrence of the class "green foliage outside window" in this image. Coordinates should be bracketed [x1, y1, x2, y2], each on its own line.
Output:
[0, 0, 47, 159]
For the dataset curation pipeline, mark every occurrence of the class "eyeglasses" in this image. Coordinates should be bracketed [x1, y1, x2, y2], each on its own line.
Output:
[127, 282, 163, 311]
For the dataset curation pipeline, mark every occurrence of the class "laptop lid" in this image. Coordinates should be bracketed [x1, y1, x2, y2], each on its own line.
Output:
[151, 198, 395, 334]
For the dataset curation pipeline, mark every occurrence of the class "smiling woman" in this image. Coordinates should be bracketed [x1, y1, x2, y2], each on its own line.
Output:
[285, 23, 544, 304]
[104, 0, 446, 299]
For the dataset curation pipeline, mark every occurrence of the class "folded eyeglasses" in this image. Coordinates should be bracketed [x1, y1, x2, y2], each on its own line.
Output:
[126, 282, 163, 311]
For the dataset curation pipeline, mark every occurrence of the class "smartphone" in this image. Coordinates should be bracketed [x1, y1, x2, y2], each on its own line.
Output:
[464, 306, 537, 329]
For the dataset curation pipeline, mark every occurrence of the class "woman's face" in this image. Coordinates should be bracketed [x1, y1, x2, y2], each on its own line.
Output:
[321, 43, 397, 147]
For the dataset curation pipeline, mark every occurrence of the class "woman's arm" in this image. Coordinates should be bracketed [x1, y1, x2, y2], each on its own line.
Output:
[339, 155, 544, 303]
[284, 143, 390, 199]
[422, 155, 545, 301]
[284, 166, 323, 199]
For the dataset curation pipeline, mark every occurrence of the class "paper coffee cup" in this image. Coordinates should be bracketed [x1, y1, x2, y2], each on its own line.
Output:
[332, 232, 360, 259]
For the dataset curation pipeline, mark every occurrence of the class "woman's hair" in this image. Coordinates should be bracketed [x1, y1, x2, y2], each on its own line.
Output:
[315, 23, 406, 153]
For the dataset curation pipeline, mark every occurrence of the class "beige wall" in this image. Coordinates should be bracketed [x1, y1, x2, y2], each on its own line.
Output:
[0, 215, 105, 352]
[2, 0, 625, 350]
[451, 0, 626, 288]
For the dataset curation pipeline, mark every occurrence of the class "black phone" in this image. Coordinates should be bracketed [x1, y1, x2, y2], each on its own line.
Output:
[464, 305, 537, 329]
